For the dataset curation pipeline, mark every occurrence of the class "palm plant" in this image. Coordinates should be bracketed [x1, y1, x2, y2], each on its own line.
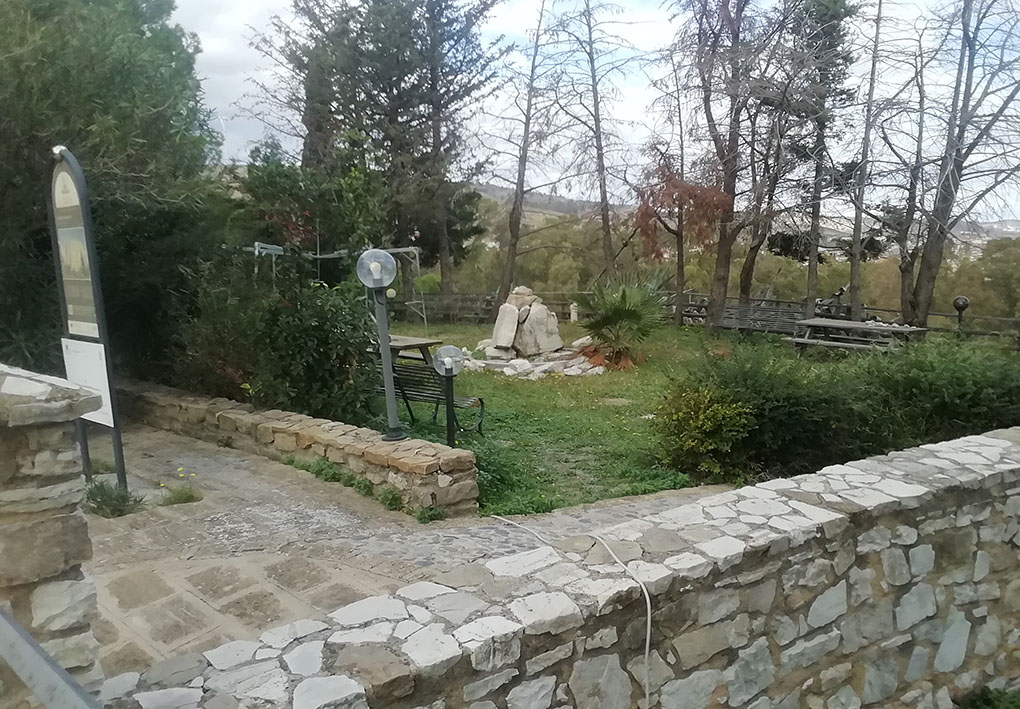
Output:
[575, 272, 669, 369]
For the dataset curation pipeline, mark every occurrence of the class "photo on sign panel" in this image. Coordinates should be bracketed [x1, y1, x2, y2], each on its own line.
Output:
[53, 168, 99, 338]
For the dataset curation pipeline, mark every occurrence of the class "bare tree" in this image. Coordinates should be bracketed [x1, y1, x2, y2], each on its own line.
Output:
[549, 0, 635, 278]
[909, 0, 1020, 324]
[871, 0, 1020, 325]
[847, 0, 884, 320]
[670, 0, 751, 323]
[492, 0, 553, 305]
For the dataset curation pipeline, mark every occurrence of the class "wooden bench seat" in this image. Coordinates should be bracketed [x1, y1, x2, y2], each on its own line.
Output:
[378, 361, 484, 433]
[720, 305, 802, 335]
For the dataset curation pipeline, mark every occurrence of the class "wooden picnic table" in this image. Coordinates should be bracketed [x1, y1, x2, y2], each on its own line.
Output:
[388, 335, 443, 364]
[789, 318, 928, 351]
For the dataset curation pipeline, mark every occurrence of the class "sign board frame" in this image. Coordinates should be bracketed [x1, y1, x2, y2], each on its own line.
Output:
[47, 146, 127, 489]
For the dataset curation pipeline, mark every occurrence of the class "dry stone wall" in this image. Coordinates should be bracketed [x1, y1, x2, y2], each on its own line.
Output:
[110, 428, 1020, 708]
[118, 381, 479, 516]
[0, 364, 104, 704]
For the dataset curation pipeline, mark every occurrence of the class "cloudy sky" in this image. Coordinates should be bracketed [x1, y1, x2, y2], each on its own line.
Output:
[171, 0, 674, 163]
[171, 0, 1020, 220]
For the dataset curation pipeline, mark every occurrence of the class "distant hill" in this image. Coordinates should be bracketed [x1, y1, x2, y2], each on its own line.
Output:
[473, 182, 1020, 247]
[472, 182, 631, 217]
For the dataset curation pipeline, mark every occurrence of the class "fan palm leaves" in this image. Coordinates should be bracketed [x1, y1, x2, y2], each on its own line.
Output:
[575, 272, 669, 369]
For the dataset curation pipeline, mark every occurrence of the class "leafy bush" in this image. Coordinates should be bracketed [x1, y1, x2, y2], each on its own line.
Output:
[352, 478, 374, 497]
[377, 487, 403, 510]
[86, 481, 146, 518]
[854, 339, 1020, 444]
[160, 485, 203, 505]
[657, 338, 1020, 483]
[175, 256, 267, 400]
[655, 388, 754, 483]
[415, 274, 442, 295]
[415, 506, 445, 523]
[286, 457, 356, 486]
[251, 281, 378, 424]
[958, 688, 1020, 709]
[575, 273, 668, 368]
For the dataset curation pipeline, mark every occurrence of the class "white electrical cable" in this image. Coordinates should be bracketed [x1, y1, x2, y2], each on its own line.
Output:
[490, 515, 653, 707]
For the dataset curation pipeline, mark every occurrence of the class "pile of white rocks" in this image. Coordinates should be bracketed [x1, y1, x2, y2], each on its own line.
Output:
[478, 287, 564, 360]
[463, 287, 606, 379]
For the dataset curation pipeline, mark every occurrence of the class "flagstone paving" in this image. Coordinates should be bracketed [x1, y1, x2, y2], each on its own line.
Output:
[85, 426, 727, 674]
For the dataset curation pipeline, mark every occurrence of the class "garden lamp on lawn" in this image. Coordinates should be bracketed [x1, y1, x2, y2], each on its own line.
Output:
[433, 345, 464, 447]
[357, 248, 406, 442]
[953, 295, 970, 332]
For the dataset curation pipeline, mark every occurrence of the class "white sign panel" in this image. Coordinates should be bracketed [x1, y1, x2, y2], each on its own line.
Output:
[61, 338, 114, 427]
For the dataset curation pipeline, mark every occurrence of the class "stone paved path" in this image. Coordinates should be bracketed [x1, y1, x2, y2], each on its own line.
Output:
[85, 426, 726, 674]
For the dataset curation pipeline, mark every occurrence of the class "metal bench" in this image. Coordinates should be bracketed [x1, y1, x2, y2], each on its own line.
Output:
[380, 361, 484, 433]
[720, 304, 803, 335]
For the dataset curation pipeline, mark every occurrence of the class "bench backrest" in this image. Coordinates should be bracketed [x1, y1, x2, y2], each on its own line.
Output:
[391, 362, 443, 392]
[720, 304, 801, 333]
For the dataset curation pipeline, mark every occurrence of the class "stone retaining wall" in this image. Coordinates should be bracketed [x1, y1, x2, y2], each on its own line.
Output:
[0, 364, 104, 704]
[109, 428, 1020, 708]
[118, 381, 479, 517]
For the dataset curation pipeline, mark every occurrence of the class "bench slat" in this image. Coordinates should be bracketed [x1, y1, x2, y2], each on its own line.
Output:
[785, 337, 879, 351]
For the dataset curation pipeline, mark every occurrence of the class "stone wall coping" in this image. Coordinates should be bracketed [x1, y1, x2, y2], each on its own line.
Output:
[117, 380, 472, 476]
[112, 427, 1020, 707]
[0, 363, 102, 427]
[117, 380, 480, 515]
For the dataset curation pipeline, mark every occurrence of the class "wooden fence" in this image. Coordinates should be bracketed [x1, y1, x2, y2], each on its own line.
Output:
[393, 292, 1020, 339]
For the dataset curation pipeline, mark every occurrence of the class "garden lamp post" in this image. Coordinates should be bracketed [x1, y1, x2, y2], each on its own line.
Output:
[357, 248, 406, 442]
[432, 345, 464, 447]
[953, 295, 970, 331]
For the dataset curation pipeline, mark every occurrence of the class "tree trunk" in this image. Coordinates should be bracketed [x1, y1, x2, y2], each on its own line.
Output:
[497, 0, 546, 308]
[899, 254, 917, 323]
[805, 124, 825, 319]
[425, 4, 454, 297]
[398, 252, 416, 321]
[708, 220, 736, 324]
[849, 0, 883, 320]
[436, 194, 454, 296]
[674, 215, 685, 325]
[496, 219, 520, 306]
[739, 226, 766, 304]
[300, 47, 334, 169]
[583, 0, 615, 277]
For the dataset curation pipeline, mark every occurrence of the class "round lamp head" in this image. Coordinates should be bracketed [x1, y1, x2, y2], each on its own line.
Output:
[953, 295, 970, 313]
[356, 249, 397, 288]
[433, 345, 464, 376]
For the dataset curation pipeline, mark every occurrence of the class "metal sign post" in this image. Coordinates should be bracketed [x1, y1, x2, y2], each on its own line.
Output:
[0, 610, 100, 709]
[47, 146, 128, 490]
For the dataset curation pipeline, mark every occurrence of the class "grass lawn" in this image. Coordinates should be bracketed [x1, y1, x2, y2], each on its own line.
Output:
[390, 320, 766, 515]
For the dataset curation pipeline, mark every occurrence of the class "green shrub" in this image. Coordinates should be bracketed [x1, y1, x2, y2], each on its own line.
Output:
[958, 688, 1020, 709]
[352, 478, 374, 497]
[286, 457, 356, 485]
[695, 348, 889, 477]
[175, 256, 267, 400]
[415, 274, 442, 295]
[86, 481, 146, 518]
[575, 272, 668, 368]
[160, 485, 202, 505]
[252, 281, 378, 424]
[377, 487, 404, 511]
[654, 388, 753, 483]
[415, 506, 445, 523]
[854, 339, 1020, 444]
[656, 338, 1020, 483]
